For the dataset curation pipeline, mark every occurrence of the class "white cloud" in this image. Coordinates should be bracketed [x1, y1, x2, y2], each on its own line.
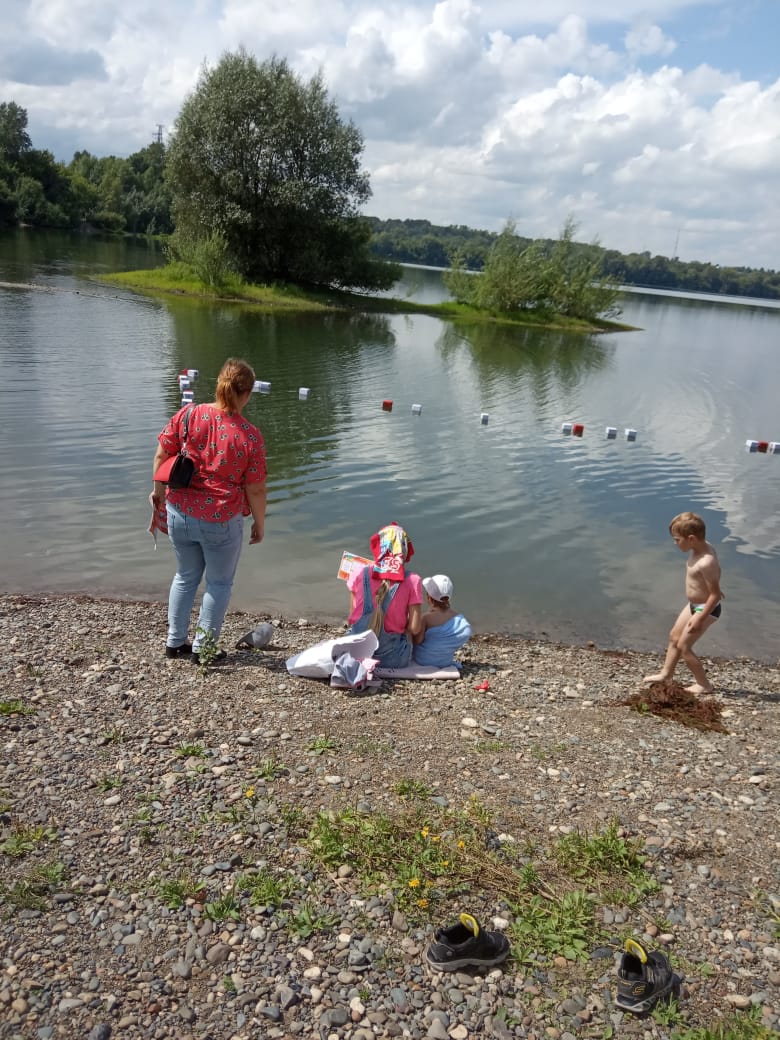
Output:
[624, 22, 677, 58]
[1, 0, 779, 268]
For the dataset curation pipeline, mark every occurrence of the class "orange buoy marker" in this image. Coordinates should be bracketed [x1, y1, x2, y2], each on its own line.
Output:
[572, 423, 584, 437]
[757, 441, 769, 453]
[382, 399, 393, 412]
[625, 428, 637, 442]
[480, 413, 489, 425]
[605, 426, 617, 439]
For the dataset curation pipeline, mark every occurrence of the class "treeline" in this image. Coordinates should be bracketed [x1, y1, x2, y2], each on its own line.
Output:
[0, 101, 172, 234]
[368, 217, 780, 301]
[3, 94, 779, 300]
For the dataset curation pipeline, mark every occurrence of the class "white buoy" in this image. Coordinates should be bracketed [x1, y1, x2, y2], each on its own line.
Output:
[625, 428, 637, 442]
[186, 368, 199, 380]
[253, 380, 271, 393]
[178, 376, 190, 390]
[562, 422, 573, 435]
[605, 426, 617, 439]
[769, 442, 780, 454]
[480, 413, 489, 425]
[298, 387, 310, 400]
[182, 391, 194, 404]
[746, 440, 759, 453]
[411, 403, 422, 415]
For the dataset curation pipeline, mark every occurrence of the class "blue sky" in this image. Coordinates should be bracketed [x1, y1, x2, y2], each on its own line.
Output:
[2, 0, 779, 269]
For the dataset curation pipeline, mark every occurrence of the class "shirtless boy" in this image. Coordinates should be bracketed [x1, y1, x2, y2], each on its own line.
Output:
[643, 512, 723, 694]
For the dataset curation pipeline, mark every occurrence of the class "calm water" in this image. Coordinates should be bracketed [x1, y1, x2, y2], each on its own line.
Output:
[1, 229, 779, 661]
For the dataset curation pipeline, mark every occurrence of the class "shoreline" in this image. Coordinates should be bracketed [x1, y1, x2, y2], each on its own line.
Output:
[3, 587, 776, 670]
[1, 592, 778, 1040]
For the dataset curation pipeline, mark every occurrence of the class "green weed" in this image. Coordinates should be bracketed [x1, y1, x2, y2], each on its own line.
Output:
[1, 824, 56, 858]
[508, 889, 595, 962]
[254, 756, 287, 781]
[394, 778, 432, 799]
[672, 1007, 774, 1040]
[203, 887, 241, 922]
[306, 735, 336, 754]
[0, 699, 34, 716]
[156, 874, 206, 909]
[0, 860, 66, 910]
[98, 775, 123, 791]
[475, 739, 508, 753]
[554, 820, 657, 903]
[283, 900, 339, 939]
[176, 742, 206, 758]
[237, 868, 295, 908]
[194, 627, 221, 676]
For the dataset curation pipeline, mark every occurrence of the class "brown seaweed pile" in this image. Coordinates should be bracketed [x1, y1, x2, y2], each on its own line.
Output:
[617, 679, 728, 733]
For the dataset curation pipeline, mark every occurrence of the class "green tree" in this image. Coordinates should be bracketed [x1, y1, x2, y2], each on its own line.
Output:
[0, 101, 32, 163]
[165, 50, 398, 290]
[444, 218, 620, 321]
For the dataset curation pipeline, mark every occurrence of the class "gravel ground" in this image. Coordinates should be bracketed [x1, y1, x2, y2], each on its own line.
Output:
[0, 593, 778, 1040]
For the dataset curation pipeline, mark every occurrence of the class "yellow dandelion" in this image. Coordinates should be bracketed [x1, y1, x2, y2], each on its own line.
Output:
[431, 834, 441, 843]
[457, 840, 465, 849]
[420, 827, 430, 838]
[408, 878, 420, 888]
[416, 898, 429, 908]
[440, 860, 449, 868]
[245, 787, 255, 798]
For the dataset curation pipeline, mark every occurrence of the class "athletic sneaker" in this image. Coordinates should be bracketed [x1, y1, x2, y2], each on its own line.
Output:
[615, 938, 675, 1014]
[425, 913, 510, 972]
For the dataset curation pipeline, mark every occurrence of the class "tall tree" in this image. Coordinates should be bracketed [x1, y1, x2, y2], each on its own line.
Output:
[165, 50, 397, 290]
[0, 101, 32, 164]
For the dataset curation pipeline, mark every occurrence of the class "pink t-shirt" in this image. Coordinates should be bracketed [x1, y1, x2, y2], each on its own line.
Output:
[159, 403, 266, 522]
[347, 565, 423, 634]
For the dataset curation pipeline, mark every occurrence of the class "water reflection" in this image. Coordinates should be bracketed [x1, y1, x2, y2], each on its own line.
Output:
[1, 232, 779, 661]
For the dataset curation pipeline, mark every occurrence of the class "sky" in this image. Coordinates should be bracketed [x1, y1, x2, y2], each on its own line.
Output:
[2, 0, 779, 269]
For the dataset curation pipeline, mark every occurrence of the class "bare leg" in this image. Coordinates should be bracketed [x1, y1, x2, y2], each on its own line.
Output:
[679, 614, 718, 693]
[643, 605, 690, 683]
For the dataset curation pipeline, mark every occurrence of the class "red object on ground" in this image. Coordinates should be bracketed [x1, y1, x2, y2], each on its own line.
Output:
[474, 680, 490, 692]
[382, 400, 393, 411]
[572, 423, 585, 437]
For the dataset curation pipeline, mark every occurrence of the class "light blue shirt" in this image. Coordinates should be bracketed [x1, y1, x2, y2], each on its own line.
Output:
[413, 614, 472, 668]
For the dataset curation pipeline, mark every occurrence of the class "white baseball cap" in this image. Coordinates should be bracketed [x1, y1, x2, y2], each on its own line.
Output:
[423, 574, 454, 600]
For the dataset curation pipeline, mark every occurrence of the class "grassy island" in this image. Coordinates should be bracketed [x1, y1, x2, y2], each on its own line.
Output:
[100, 264, 636, 333]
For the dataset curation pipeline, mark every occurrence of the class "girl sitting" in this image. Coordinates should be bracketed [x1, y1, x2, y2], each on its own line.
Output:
[346, 522, 422, 668]
[413, 574, 472, 669]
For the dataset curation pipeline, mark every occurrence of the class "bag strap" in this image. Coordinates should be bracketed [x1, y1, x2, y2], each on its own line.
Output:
[180, 406, 194, 455]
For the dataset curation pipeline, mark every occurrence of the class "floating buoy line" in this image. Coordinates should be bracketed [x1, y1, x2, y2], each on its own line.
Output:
[174, 369, 778, 457]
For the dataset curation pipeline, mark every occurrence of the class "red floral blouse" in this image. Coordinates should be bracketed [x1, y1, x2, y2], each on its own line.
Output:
[158, 403, 266, 522]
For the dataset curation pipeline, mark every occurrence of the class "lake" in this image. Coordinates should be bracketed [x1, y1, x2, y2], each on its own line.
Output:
[1, 230, 779, 662]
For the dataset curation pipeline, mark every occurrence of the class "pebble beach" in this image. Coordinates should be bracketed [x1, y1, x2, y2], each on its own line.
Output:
[0, 593, 778, 1040]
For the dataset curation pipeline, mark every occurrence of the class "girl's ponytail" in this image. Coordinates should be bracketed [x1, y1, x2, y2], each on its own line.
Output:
[368, 580, 391, 637]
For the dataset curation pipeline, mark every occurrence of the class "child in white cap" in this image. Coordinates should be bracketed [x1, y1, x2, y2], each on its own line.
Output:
[413, 574, 472, 669]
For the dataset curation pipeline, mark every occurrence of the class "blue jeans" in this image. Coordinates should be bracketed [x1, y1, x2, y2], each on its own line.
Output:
[166, 504, 244, 651]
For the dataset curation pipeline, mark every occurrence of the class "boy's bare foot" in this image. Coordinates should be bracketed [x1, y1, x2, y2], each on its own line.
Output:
[685, 683, 714, 695]
[642, 673, 668, 684]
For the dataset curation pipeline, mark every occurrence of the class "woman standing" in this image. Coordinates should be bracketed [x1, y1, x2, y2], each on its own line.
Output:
[151, 358, 267, 664]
